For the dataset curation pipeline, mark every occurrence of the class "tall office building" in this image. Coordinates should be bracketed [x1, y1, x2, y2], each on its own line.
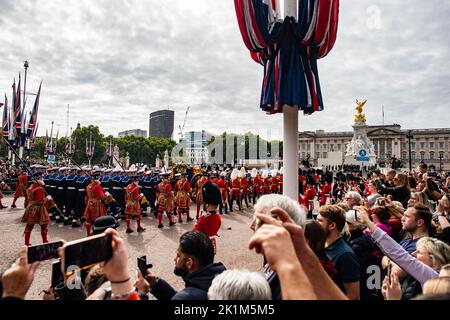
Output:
[149, 110, 175, 139]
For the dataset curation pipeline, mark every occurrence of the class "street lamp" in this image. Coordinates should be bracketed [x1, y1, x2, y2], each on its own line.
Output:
[439, 151, 444, 173]
[407, 130, 414, 172]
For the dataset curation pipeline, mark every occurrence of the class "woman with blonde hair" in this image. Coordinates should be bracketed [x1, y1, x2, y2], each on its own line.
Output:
[383, 173, 411, 209]
[408, 191, 430, 208]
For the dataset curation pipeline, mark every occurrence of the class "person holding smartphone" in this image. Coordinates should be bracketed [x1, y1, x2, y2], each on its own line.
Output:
[21, 173, 51, 246]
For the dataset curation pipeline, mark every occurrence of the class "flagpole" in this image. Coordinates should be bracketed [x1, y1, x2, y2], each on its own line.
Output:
[19, 61, 29, 160]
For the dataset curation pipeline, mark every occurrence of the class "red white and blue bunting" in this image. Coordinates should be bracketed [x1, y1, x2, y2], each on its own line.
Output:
[234, 0, 340, 114]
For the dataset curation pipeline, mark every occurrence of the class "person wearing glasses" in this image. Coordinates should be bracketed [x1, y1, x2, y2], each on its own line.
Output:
[382, 173, 411, 209]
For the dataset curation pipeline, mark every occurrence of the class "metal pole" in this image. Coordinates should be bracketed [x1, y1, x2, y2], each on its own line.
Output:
[407, 130, 413, 172]
[19, 61, 29, 159]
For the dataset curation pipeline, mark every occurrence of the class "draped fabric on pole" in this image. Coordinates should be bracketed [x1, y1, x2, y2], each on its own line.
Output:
[234, 0, 339, 114]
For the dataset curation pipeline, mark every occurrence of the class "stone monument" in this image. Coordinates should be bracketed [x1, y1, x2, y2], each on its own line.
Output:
[164, 150, 170, 168]
[344, 99, 377, 166]
[155, 154, 161, 169]
[112, 145, 120, 167]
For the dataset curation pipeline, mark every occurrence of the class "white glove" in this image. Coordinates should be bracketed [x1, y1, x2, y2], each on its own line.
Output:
[140, 193, 144, 197]
[105, 192, 111, 197]
[46, 195, 53, 200]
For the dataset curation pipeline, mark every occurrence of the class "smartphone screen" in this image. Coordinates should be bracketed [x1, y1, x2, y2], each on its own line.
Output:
[28, 241, 64, 264]
[62, 234, 113, 273]
[51, 260, 64, 288]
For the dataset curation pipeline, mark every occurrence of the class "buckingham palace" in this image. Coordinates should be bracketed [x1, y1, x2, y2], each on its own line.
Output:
[299, 124, 450, 172]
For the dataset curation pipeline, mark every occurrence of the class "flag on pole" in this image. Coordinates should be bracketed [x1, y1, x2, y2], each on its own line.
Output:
[2, 95, 9, 143]
[14, 75, 22, 138]
[27, 82, 41, 138]
[45, 129, 49, 156]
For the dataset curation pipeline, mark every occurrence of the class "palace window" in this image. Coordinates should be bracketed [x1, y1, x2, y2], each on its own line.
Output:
[412, 152, 416, 160]
[402, 152, 407, 160]
[430, 152, 435, 160]
[430, 142, 434, 149]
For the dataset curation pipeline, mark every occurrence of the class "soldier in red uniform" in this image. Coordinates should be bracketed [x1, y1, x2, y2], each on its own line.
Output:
[175, 173, 193, 223]
[156, 173, 176, 228]
[195, 172, 211, 219]
[250, 169, 262, 205]
[21, 173, 50, 246]
[11, 171, 28, 208]
[261, 170, 271, 195]
[270, 169, 279, 194]
[319, 174, 333, 206]
[216, 172, 229, 214]
[193, 182, 222, 255]
[83, 174, 107, 237]
[278, 167, 284, 195]
[299, 175, 317, 219]
[239, 168, 250, 208]
[125, 176, 145, 233]
[229, 169, 241, 212]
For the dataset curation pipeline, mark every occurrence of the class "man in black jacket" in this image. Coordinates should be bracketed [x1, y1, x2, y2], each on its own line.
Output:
[136, 230, 226, 300]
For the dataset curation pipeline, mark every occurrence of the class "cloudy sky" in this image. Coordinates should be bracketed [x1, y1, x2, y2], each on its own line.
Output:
[1, 0, 449, 140]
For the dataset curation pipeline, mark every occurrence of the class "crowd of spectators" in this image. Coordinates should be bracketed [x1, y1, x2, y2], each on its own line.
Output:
[1, 162, 449, 300]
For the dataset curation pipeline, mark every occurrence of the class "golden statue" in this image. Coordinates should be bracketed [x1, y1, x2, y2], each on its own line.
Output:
[354, 99, 367, 124]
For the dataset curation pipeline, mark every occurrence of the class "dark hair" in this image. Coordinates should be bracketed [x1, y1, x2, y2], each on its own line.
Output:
[319, 205, 346, 232]
[413, 203, 432, 229]
[371, 206, 391, 222]
[408, 176, 417, 189]
[419, 163, 428, 170]
[304, 221, 327, 255]
[179, 231, 214, 267]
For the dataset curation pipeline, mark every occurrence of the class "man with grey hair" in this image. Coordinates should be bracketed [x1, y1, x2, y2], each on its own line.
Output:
[208, 269, 272, 300]
[250, 194, 307, 300]
[251, 194, 307, 232]
[344, 191, 363, 210]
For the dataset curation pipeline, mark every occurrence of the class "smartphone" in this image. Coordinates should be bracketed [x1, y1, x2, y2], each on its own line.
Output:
[61, 233, 113, 274]
[27, 241, 64, 264]
[51, 260, 64, 288]
[377, 198, 386, 206]
[354, 209, 358, 221]
[137, 255, 153, 277]
[387, 263, 392, 285]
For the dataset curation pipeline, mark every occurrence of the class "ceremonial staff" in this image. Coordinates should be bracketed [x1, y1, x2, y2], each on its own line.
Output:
[3, 138, 50, 192]
[111, 153, 126, 172]
[61, 150, 93, 179]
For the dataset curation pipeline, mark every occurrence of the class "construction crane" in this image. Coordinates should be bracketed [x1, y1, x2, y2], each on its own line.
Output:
[178, 106, 190, 143]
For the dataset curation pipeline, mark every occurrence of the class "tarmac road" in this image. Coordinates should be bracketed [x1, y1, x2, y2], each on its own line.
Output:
[0, 196, 261, 300]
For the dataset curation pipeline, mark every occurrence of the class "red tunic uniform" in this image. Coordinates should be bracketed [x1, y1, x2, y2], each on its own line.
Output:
[157, 181, 174, 212]
[175, 178, 191, 210]
[214, 179, 229, 203]
[278, 175, 283, 194]
[252, 176, 262, 195]
[240, 177, 250, 195]
[262, 178, 271, 195]
[270, 176, 279, 194]
[230, 178, 241, 199]
[84, 182, 107, 222]
[320, 183, 332, 205]
[21, 183, 50, 225]
[15, 173, 28, 198]
[125, 183, 141, 216]
[300, 187, 316, 211]
[193, 211, 222, 254]
[195, 177, 208, 205]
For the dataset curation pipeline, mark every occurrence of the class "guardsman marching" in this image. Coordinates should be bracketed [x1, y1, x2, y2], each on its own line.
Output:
[175, 173, 193, 223]
[65, 168, 81, 227]
[250, 168, 262, 205]
[278, 167, 284, 195]
[21, 173, 50, 246]
[270, 169, 279, 194]
[229, 168, 241, 212]
[54, 168, 67, 222]
[195, 172, 210, 219]
[125, 176, 145, 233]
[11, 170, 28, 208]
[319, 173, 333, 206]
[193, 182, 222, 255]
[156, 172, 176, 228]
[83, 172, 107, 237]
[261, 170, 271, 195]
[239, 167, 250, 208]
[214, 172, 229, 215]
[299, 175, 317, 219]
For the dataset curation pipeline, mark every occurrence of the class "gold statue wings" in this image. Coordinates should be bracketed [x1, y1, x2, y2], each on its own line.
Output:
[355, 99, 367, 124]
